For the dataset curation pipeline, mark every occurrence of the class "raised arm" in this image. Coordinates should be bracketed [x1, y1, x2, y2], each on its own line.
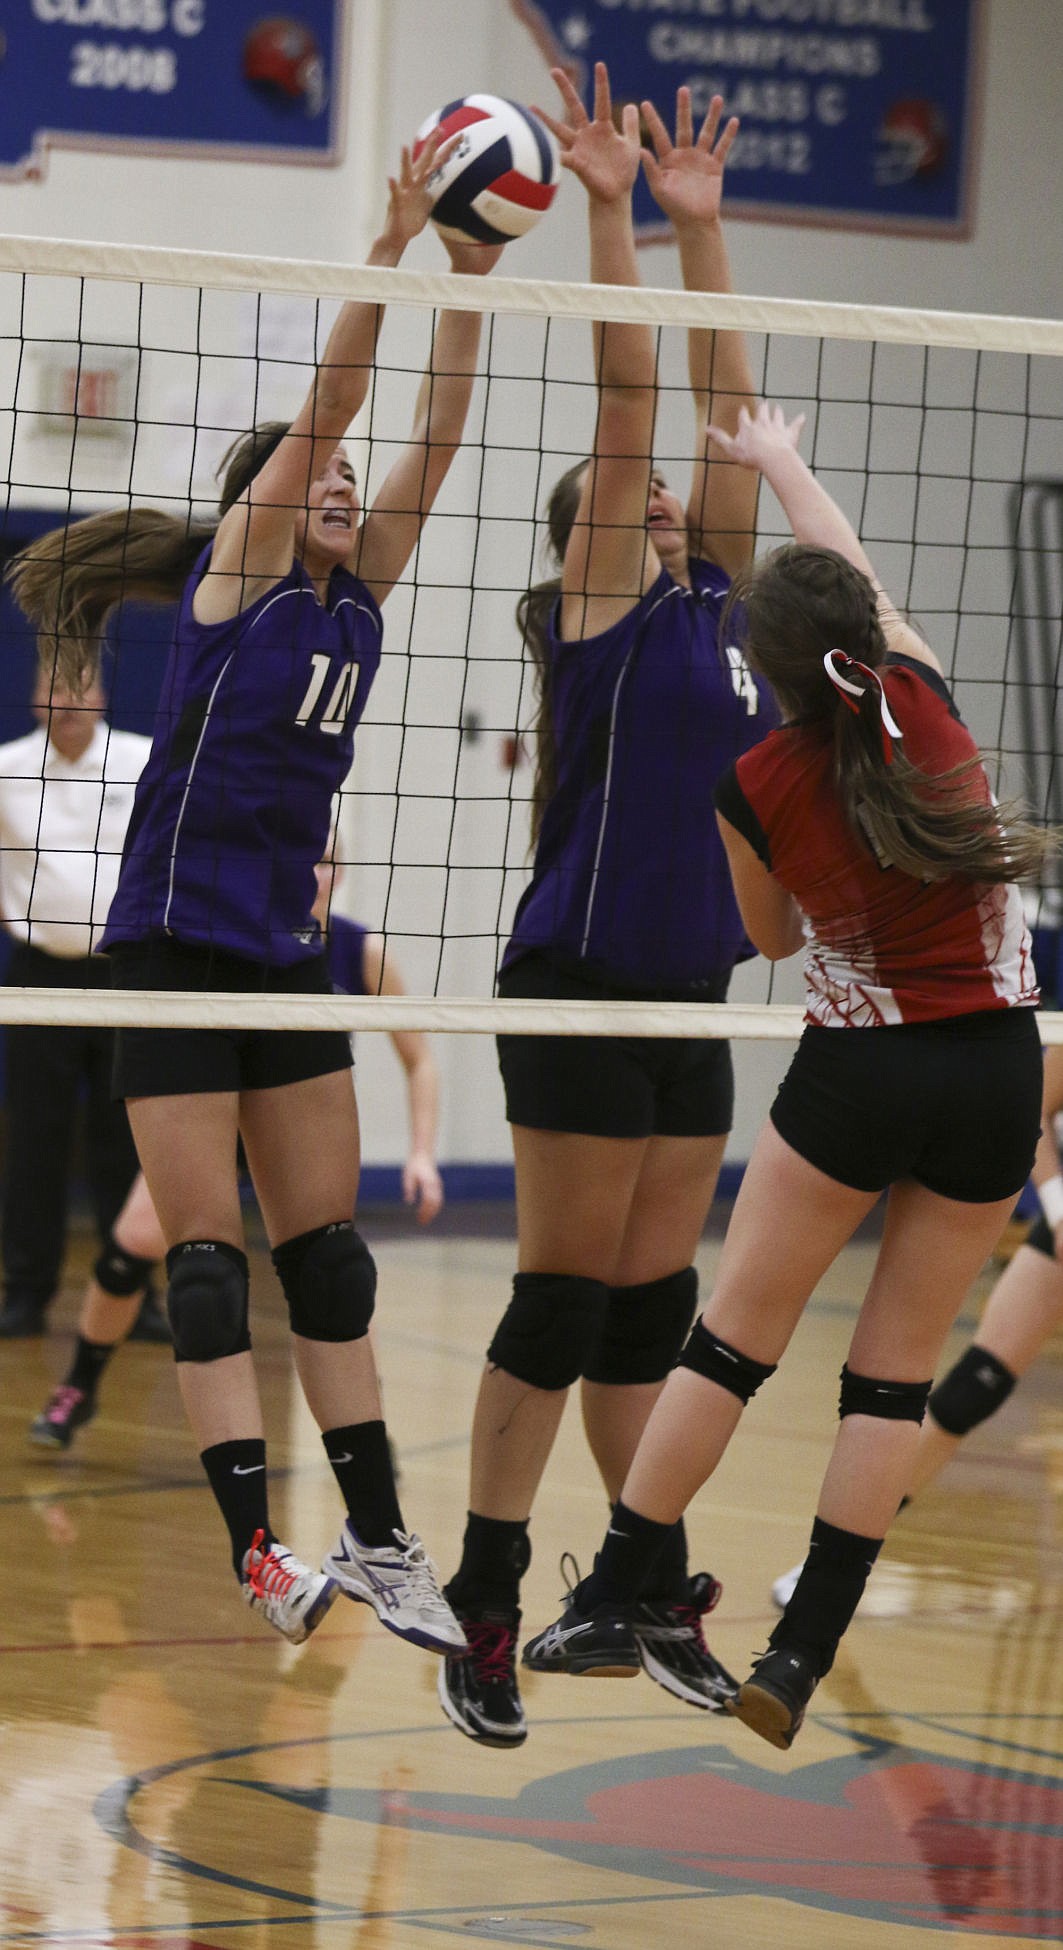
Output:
[708, 403, 941, 671]
[354, 232, 503, 605]
[537, 62, 659, 638]
[200, 134, 455, 621]
[642, 89, 758, 576]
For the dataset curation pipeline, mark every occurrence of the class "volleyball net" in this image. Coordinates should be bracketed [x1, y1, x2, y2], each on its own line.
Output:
[1, 234, 1062, 1039]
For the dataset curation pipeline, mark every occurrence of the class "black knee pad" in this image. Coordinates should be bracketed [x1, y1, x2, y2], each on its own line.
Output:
[838, 1363, 932, 1424]
[583, 1266, 698, 1385]
[927, 1345, 1016, 1436]
[95, 1232, 156, 1298]
[677, 1317, 776, 1403]
[165, 1240, 250, 1364]
[487, 1272, 609, 1391]
[272, 1221, 376, 1342]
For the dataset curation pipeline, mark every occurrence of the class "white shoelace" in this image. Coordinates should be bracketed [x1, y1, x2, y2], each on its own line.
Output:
[393, 1531, 452, 1615]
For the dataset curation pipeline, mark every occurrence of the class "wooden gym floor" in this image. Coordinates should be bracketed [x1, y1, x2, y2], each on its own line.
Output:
[1, 1203, 1061, 1948]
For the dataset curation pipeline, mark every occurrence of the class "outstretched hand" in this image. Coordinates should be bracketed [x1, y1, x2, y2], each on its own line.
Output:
[534, 60, 641, 204]
[707, 401, 806, 467]
[382, 129, 461, 250]
[641, 88, 739, 228]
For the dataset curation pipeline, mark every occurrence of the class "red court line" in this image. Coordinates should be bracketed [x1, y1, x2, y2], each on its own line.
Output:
[0, 1626, 369, 1657]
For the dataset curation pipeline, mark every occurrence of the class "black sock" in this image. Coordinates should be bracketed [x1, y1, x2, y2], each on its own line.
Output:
[66, 1335, 117, 1396]
[323, 1421, 403, 1546]
[200, 1438, 273, 1577]
[772, 1515, 882, 1676]
[636, 1517, 690, 1602]
[445, 1512, 531, 1612]
[580, 1498, 675, 1608]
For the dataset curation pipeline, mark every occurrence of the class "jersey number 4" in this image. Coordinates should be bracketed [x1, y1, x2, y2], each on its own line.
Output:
[295, 654, 360, 736]
[725, 645, 760, 716]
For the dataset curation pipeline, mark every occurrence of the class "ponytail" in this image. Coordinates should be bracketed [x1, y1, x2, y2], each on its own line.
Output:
[518, 458, 587, 847]
[726, 542, 1055, 887]
[5, 418, 294, 693]
[5, 509, 212, 693]
[516, 578, 560, 846]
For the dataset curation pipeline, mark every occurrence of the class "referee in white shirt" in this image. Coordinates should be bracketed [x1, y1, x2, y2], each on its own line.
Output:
[0, 664, 164, 1338]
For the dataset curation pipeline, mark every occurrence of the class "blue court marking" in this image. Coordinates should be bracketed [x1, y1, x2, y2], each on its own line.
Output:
[81, 1711, 1063, 1941]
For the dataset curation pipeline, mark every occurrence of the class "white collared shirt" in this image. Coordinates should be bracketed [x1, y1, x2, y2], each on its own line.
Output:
[0, 722, 151, 958]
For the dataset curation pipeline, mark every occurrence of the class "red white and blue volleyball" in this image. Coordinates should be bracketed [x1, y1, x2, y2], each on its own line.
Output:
[413, 95, 560, 246]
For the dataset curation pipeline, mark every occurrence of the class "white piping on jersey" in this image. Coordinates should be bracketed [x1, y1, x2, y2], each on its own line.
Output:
[163, 647, 237, 932]
[161, 584, 379, 931]
[332, 594, 382, 636]
[163, 587, 311, 930]
[579, 582, 684, 959]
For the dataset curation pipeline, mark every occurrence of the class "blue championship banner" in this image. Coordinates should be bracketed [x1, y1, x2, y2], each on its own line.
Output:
[0, 1, 347, 179]
[513, 0, 984, 238]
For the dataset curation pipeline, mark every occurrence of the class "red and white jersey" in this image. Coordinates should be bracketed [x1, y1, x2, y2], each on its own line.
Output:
[717, 656, 1039, 1027]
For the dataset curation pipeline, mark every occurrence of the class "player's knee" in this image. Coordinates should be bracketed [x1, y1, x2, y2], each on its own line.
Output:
[583, 1266, 698, 1385]
[94, 1232, 156, 1298]
[926, 1345, 1016, 1436]
[838, 1363, 932, 1423]
[272, 1221, 376, 1342]
[165, 1240, 250, 1364]
[487, 1272, 609, 1391]
[678, 1317, 777, 1403]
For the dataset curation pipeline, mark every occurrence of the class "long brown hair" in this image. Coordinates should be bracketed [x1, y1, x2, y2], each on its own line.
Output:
[516, 459, 586, 844]
[723, 543, 1053, 885]
[4, 420, 291, 693]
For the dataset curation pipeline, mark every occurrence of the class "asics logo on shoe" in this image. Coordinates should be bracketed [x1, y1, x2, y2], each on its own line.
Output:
[540, 1618, 604, 1653]
[336, 1534, 402, 1611]
[232, 1463, 265, 1476]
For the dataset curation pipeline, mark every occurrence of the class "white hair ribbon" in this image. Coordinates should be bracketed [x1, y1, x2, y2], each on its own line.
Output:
[823, 649, 902, 763]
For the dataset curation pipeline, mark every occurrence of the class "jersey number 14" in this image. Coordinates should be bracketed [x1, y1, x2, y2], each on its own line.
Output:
[725, 644, 760, 715]
[295, 655, 360, 736]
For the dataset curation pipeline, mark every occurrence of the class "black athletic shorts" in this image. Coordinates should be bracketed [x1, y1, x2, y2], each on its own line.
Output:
[109, 938, 353, 1100]
[496, 950, 734, 1140]
[770, 1007, 1042, 1202]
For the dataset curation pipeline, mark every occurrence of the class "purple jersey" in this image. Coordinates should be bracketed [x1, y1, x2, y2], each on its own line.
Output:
[102, 548, 382, 965]
[327, 913, 370, 996]
[503, 560, 777, 991]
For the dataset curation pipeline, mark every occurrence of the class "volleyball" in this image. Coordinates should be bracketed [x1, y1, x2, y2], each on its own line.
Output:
[413, 94, 561, 246]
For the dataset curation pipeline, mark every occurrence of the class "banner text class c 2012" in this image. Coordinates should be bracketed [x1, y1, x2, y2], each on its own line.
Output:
[512, 0, 984, 239]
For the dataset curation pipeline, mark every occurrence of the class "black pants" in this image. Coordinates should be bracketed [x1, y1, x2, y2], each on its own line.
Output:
[2, 942, 140, 1312]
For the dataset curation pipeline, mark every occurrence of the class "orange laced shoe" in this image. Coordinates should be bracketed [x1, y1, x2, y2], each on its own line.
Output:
[241, 1528, 338, 1644]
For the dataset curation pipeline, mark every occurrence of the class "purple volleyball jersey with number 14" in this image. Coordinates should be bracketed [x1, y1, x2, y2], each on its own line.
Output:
[101, 547, 382, 966]
[503, 559, 778, 990]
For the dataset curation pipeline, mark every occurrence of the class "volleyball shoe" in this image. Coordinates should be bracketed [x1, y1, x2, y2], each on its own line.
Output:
[438, 1606, 527, 1747]
[729, 1644, 820, 1750]
[632, 1571, 737, 1710]
[323, 1520, 468, 1653]
[521, 1559, 641, 1678]
[242, 1530, 338, 1645]
[29, 1384, 96, 1451]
